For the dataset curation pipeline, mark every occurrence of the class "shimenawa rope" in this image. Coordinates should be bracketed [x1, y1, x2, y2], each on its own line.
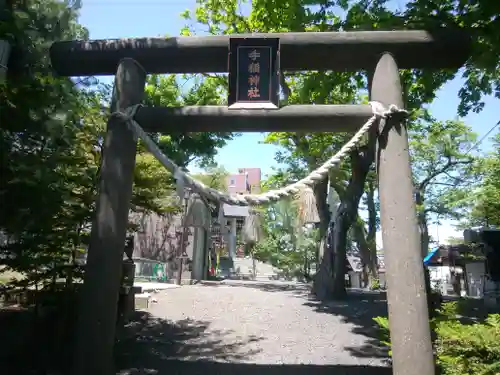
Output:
[111, 102, 407, 206]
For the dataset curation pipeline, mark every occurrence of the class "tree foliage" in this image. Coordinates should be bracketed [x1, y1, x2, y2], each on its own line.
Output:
[409, 116, 480, 254]
[180, 0, 496, 299]
[190, 163, 230, 191]
[143, 74, 233, 169]
[0, 0, 94, 286]
[403, 0, 500, 115]
[2, 0, 494, 297]
[375, 302, 500, 375]
[0, 1, 235, 289]
[254, 198, 318, 280]
[468, 131, 500, 226]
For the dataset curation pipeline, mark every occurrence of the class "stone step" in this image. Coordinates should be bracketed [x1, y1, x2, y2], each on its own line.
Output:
[233, 261, 277, 271]
[135, 293, 151, 310]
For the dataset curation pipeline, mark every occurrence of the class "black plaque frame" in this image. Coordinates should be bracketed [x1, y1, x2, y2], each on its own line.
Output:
[228, 37, 280, 110]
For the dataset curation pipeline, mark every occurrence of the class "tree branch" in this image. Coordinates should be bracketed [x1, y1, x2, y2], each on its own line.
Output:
[443, 171, 473, 185]
[331, 180, 346, 201]
[418, 158, 473, 191]
[432, 182, 459, 187]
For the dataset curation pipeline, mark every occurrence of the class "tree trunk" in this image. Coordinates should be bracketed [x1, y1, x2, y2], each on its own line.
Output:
[352, 217, 378, 288]
[303, 244, 310, 281]
[312, 177, 333, 299]
[416, 189, 436, 316]
[365, 177, 378, 287]
[331, 207, 350, 299]
[252, 255, 256, 280]
[416, 189, 438, 318]
[415, 189, 430, 258]
[314, 177, 331, 263]
[313, 135, 376, 299]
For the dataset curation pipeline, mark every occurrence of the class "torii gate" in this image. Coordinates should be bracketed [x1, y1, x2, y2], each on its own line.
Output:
[50, 29, 470, 375]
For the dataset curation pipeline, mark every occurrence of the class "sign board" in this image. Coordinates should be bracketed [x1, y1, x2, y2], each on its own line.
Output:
[228, 37, 280, 109]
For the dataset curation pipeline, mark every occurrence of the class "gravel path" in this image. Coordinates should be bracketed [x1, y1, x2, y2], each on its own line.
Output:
[116, 281, 391, 375]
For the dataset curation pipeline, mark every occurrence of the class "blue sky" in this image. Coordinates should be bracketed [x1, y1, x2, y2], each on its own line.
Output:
[79, 0, 498, 244]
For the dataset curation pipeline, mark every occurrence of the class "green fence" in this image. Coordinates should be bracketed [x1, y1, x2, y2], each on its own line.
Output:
[133, 257, 168, 283]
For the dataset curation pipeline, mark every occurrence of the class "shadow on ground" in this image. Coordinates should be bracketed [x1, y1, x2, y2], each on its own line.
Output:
[116, 311, 263, 366]
[3, 282, 489, 375]
[116, 311, 391, 375]
[199, 282, 390, 361]
[117, 361, 392, 375]
[302, 290, 390, 361]
[0, 304, 76, 374]
[301, 288, 493, 361]
[0, 307, 36, 373]
[205, 280, 312, 298]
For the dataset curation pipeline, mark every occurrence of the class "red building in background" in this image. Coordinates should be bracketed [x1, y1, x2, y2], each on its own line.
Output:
[227, 168, 261, 195]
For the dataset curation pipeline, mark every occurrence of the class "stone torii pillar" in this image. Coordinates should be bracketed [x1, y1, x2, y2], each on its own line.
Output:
[229, 218, 237, 259]
[372, 53, 435, 375]
[72, 58, 146, 375]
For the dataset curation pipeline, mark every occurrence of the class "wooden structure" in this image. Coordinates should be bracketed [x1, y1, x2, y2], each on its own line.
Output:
[49, 30, 471, 375]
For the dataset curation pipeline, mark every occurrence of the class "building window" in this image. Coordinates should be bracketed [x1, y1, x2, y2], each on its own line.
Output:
[229, 178, 235, 186]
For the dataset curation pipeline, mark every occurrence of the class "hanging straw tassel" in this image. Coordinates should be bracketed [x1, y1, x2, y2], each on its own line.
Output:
[297, 186, 320, 225]
[243, 209, 264, 244]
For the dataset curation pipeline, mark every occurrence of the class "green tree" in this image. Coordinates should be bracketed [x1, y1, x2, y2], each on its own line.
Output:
[131, 74, 236, 215]
[0, 0, 92, 287]
[375, 302, 500, 375]
[351, 172, 379, 287]
[143, 74, 234, 169]
[190, 163, 230, 191]
[468, 131, 500, 226]
[254, 198, 318, 280]
[0, 1, 237, 291]
[133, 152, 179, 215]
[402, 0, 500, 116]
[180, 0, 477, 299]
[445, 236, 465, 245]
[409, 116, 479, 255]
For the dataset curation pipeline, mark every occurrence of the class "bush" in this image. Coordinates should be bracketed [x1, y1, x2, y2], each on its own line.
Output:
[370, 278, 381, 291]
[374, 302, 500, 375]
[435, 312, 500, 375]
